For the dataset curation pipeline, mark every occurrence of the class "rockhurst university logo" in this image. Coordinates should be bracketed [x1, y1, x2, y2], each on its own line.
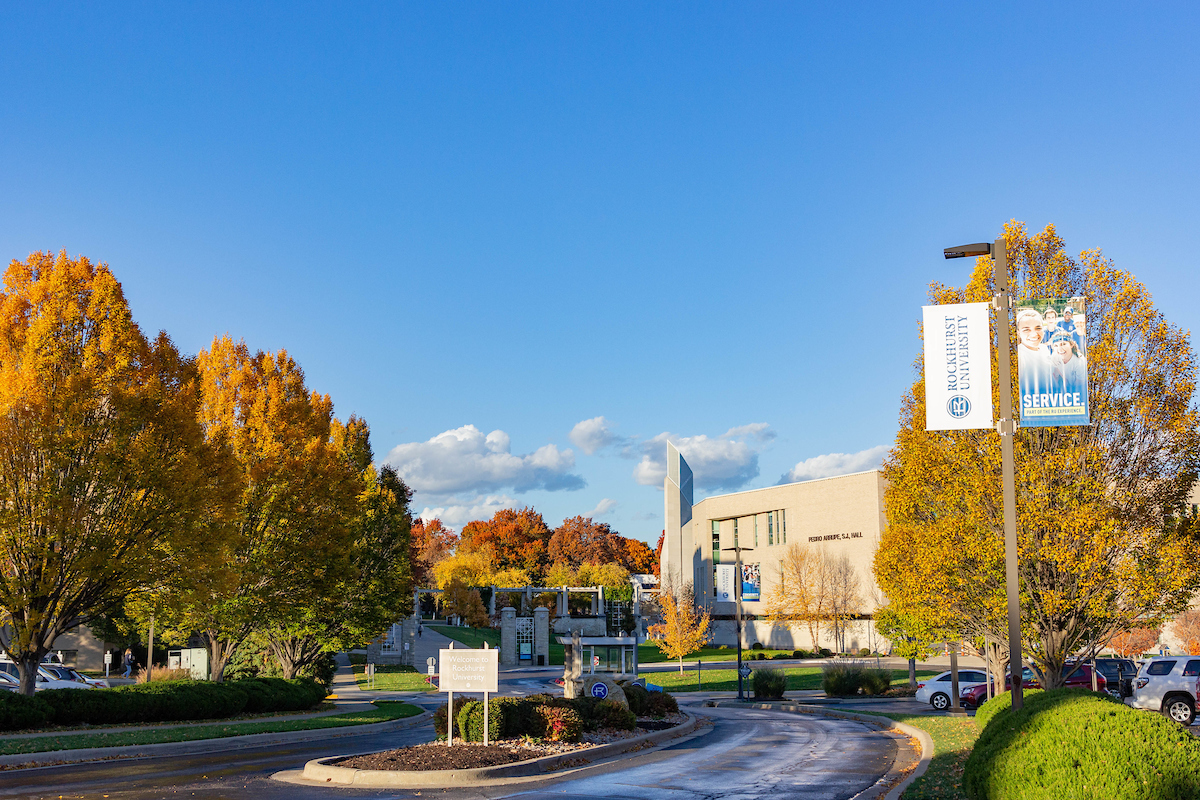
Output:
[947, 395, 971, 419]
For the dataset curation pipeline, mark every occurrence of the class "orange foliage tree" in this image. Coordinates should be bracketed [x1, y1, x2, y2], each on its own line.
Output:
[874, 222, 1200, 689]
[459, 507, 552, 580]
[411, 518, 459, 588]
[1170, 611, 1200, 656]
[0, 252, 237, 694]
[1107, 628, 1161, 658]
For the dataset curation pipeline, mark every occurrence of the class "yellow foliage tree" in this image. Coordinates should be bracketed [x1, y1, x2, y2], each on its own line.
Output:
[875, 221, 1200, 689]
[432, 550, 493, 590]
[648, 581, 710, 673]
[163, 335, 362, 681]
[0, 252, 238, 694]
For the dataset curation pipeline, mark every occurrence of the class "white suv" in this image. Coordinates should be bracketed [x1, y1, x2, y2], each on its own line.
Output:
[915, 669, 989, 711]
[1126, 657, 1200, 725]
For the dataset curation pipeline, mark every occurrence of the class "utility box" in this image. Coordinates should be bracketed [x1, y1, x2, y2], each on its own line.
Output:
[167, 647, 209, 680]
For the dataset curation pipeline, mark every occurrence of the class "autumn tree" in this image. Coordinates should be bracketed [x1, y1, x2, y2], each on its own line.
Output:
[875, 221, 1200, 689]
[648, 580, 710, 673]
[764, 544, 830, 651]
[262, 416, 414, 678]
[548, 515, 625, 567]
[459, 507, 553, 580]
[618, 537, 657, 575]
[443, 579, 489, 628]
[653, 531, 664, 578]
[1170, 611, 1200, 656]
[875, 606, 943, 687]
[410, 518, 458, 588]
[0, 252, 238, 694]
[826, 555, 862, 654]
[168, 336, 361, 681]
[432, 550, 493, 590]
[1107, 628, 1161, 658]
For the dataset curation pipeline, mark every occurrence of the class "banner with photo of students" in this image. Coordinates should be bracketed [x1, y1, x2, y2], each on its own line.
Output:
[1015, 297, 1089, 427]
[741, 563, 761, 602]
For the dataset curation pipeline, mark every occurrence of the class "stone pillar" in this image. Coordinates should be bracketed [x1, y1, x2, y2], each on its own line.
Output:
[488, 587, 496, 616]
[563, 629, 584, 698]
[500, 607, 518, 667]
[413, 588, 420, 619]
[590, 588, 598, 615]
[533, 606, 550, 667]
[598, 585, 605, 618]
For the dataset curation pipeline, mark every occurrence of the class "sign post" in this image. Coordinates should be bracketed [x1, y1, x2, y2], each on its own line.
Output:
[438, 644, 498, 747]
[104, 651, 111, 678]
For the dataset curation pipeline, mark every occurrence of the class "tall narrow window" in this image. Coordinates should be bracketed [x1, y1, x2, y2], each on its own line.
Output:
[767, 512, 774, 546]
[733, 519, 739, 548]
[781, 509, 787, 544]
[754, 516, 759, 547]
[711, 520, 721, 564]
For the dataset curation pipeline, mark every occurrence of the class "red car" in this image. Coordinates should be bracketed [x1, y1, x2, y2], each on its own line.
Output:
[960, 664, 1107, 709]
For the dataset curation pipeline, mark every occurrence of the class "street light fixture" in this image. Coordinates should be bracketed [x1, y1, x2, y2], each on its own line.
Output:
[720, 544, 754, 700]
[944, 236, 1024, 711]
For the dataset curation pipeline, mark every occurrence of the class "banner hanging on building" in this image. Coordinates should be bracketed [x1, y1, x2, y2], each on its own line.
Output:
[1015, 297, 1089, 427]
[715, 564, 735, 603]
[923, 302, 994, 430]
[741, 563, 760, 602]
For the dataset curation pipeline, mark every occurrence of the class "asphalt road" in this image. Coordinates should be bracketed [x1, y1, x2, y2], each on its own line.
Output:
[0, 703, 898, 800]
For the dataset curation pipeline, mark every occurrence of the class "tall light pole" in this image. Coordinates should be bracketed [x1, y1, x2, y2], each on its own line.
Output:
[721, 544, 754, 700]
[944, 237, 1024, 710]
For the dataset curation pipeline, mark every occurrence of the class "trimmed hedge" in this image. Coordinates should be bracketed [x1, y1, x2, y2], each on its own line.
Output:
[433, 689, 679, 741]
[646, 691, 678, 717]
[534, 705, 582, 741]
[973, 687, 1043, 730]
[5, 677, 327, 731]
[623, 683, 650, 716]
[594, 699, 635, 731]
[964, 688, 1200, 800]
[0, 693, 53, 731]
[456, 699, 505, 742]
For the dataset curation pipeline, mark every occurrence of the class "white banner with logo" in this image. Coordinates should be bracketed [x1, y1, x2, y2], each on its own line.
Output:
[923, 302, 994, 431]
[715, 564, 735, 602]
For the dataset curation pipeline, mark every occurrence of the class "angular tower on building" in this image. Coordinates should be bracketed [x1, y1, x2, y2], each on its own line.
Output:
[662, 442, 694, 592]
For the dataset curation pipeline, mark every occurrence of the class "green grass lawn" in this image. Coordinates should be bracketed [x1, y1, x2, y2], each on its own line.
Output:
[637, 644, 806, 664]
[350, 664, 436, 692]
[647, 667, 938, 693]
[0, 701, 424, 756]
[879, 713, 979, 800]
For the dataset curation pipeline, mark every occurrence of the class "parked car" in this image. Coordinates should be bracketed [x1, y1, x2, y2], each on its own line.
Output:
[1094, 657, 1138, 699]
[0, 662, 94, 691]
[915, 669, 989, 711]
[0, 673, 18, 692]
[1126, 657, 1200, 726]
[960, 664, 1108, 709]
[40, 665, 110, 688]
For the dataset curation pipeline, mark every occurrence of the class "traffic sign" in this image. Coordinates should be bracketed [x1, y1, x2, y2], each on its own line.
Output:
[738, 665, 752, 679]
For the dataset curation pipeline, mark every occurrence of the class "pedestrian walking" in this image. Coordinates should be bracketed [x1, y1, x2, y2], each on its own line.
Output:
[418, 623, 423, 638]
[121, 648, 134, 678]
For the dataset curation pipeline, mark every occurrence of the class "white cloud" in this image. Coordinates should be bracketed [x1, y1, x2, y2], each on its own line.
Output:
[780, 445, 889, 483]
[569, 416, 621, 455]
[418, 494, 517, 531]
[633, 424, 773, 492]
[586, 498, 618, 518]
[384, 424, 585, 495]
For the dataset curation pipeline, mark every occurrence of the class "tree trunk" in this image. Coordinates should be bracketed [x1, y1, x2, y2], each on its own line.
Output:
[908, 658, 916, 688]
[266, 633, 326, 680]
[17, 652, 44, 696]
[202, 631, 242, 682]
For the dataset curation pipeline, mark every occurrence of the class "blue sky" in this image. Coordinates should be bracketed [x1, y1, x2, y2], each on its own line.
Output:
[3, 3, 1198, 542]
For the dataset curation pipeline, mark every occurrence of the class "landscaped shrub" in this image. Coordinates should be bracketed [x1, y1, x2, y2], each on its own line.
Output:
[792, 650, 808, 659]
[823, 663, 891, 696]
[433, 696, 467, 737]
[533, 705, 583, 742]
[231, 678, 325, 714]
[646, 690, 679, 717]
[819, 648, 832, 657]
[750, 642, 763, 650]
[963, 688, 1200, 799]
[594, 699, 636, 731]
[490, 696, 525, 736]
[456, 699, 505, 742]
[0, 692, 52, 731]
[859, 668, 893, 696]
[624, 683, 650, 716]
[974, 688, 1043, 730]
[39, 680, 250, 726]
[751, 667, 788, 699]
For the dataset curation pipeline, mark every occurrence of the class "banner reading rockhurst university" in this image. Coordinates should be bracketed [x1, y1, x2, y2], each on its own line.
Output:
[1015, 297, 1089, 427]
[923, 302, 994, 431]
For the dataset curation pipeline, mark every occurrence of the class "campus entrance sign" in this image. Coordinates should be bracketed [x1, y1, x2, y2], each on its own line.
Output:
[438, 648, 498, 693]
[1015, 297, 1089, 427]
[923, 302, 994, 431]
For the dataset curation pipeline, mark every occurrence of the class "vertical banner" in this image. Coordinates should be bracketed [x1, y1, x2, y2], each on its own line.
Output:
[1015, 297, 1089, 427]
[923, 303, 994, 430]
[741, 563, 761, 602]
[715, 564, 735, 602]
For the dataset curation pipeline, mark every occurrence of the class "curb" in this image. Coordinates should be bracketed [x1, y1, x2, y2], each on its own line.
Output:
[705, 701, 933, 800]
[0, 709, 432, 771]
[285, 711, 701, 788]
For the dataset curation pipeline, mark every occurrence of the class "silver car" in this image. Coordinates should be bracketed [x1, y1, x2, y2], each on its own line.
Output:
[1126, 656, 1200, 725]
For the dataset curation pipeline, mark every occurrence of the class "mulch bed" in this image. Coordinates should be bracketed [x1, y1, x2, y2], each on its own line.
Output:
[334, 740, 588, 771]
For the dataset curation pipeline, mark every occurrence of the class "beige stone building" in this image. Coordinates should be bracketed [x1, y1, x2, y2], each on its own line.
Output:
[661, 442, 888, 653]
